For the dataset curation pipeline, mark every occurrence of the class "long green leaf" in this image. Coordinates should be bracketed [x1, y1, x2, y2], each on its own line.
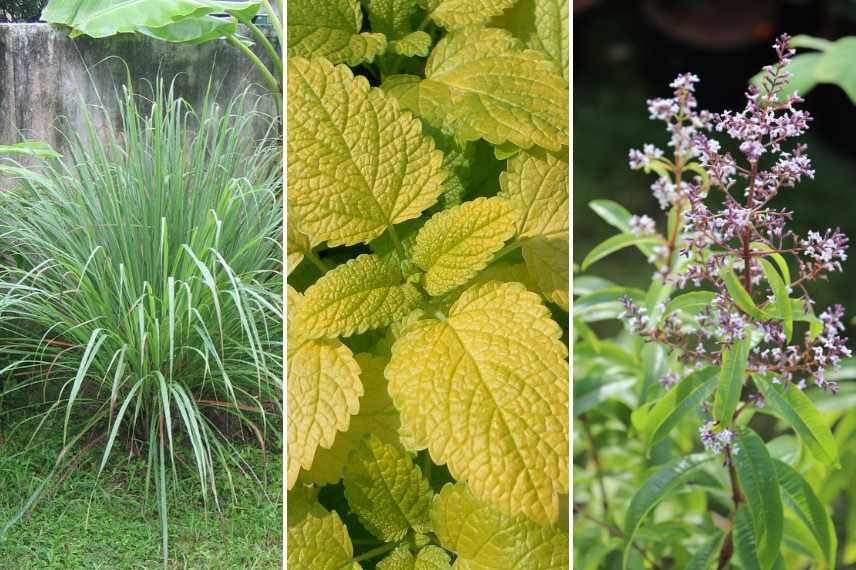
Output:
[714, 337, 751, 422]
[734, 429, 784, 570]
[758, 258, 792, 342]
[773, 459, 836, 569]
[581, 233, 662, 271]
[685, 529, 725, 570]
[754, 375, 839, 466]
[721, 266, 766, 320]
[622, 454, 711, 569]
[641, 367, 718, 450]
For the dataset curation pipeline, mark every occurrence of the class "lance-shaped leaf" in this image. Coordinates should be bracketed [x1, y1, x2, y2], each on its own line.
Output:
[0, 141, 61, 158]
[287, 0, 387, 65]
[303, 354, 402, 486]
[773, 459, 837, 569]
[755, 375, 839, 467]
[387, 281, 568, 524]
[523, 235, 569, 310]
[734, 429, 784, 570]
[640, 367, 719, 449]
[288, 58, 446, 246]
[296, 254, 422, 339]
[287, 289, 363, 489]
[622, 454, 711, 568]
[425, 0, 519, 30]
[588, 199, 655, 256]
[493, 0, 569, 79]
[734, 506, 763, 570]
[721, 266, 767, 320]
[685, 530, 726, 570]
[287, 507, 363, 569]
[499, 148, 568, 239]
[581, 233, 661, 271]
[431, 483, 569, 568]
[383, 28, 568, 151]
[713, 336, 751, 423]
[412, 197, 517, 296]
[758, 258, 793, 341]
[343, 434, 434, 542]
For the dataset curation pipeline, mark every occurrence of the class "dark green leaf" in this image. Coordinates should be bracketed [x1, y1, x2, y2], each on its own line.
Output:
[734, 429, 784, 570]
[622, 454, 711, 569]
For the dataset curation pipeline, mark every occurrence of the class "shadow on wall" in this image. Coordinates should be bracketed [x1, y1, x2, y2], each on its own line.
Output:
[0, 23, 277, 185]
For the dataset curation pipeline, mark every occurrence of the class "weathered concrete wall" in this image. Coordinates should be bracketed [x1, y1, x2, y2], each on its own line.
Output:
[0, 23, 277, 158]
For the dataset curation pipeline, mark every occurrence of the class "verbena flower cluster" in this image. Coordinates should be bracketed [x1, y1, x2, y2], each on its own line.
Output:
[619, 34, 850, 457]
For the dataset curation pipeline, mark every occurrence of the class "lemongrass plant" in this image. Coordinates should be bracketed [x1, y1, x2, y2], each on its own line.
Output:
[0, 80, 282, 564]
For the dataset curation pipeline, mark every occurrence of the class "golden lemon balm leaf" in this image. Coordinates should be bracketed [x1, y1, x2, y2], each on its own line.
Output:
[296, 254, 423, 339]
[500, 149, 568, 239]
[287, 291, 363, 489]
[302, 354, 402, 486]
[387, 281, 569, 524]
[428, 0, 519, 30]
[523, 235, 569, 310]
[288, 58, 446, 247]
[287, 507, 363, 569]
[287, 0, 386, 66]
[412, 197, 517, 296]
[383, 28, 568, 151]
[432, 483, 569, 569]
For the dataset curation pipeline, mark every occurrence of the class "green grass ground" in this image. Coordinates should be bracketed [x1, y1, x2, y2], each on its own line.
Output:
[0, 403, 282, 569]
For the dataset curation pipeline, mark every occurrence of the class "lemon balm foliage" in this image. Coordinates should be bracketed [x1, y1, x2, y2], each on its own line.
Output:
[574, 35, 850, 568]
[286, 0, 569, 566]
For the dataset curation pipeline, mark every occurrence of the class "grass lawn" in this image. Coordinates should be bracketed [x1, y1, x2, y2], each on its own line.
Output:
[0, 401, 282, 569]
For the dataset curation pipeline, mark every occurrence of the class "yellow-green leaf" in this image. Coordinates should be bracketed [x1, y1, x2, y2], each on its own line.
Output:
[302, 354, 402, 486]
[387, 281, 568, 524]
[296, 254, 423, 339]
[287, 0, 387, 66]
[721, 266, 767, 320]
[492, 0, 568, 79]
[431, 483, 569, 569]
[288, 58, 446, 246]
[287, 290, 363, 489]
[383, 28, 568, 151]
[428, 0, 518, 29]
[522, 234, 569, 310]
[390, 31, 433, 57]
[412, 197, 517, 296]
[499, 148, 568, 239]
[343, 434, 434, 542]
[287, 218, 312, 276]
[287, 508, 363, 569]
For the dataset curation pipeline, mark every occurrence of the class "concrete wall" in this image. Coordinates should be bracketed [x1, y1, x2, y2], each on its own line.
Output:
[0, 23, 277, 162]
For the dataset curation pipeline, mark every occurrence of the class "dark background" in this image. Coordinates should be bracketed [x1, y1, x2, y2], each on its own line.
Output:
[574, 0, 856, 336]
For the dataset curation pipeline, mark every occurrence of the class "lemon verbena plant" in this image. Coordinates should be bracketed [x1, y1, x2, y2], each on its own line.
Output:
[286, 0, 569, 567]
[0, 82, 283, 564]
[574, 34, 851, 569]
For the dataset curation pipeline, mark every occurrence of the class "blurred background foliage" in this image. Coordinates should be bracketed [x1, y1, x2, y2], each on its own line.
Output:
[574, 1, 856, 568]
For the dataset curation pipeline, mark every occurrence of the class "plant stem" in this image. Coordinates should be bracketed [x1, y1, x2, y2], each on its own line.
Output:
[491, 240, 524, 264]
[305, 249, 332, 273]
[354, 542, 397, 562]
[574, 505, 661, 569]
[388, 225, 407, 261]
[261, 0, 283, 44]
[244, 19, 283, 78]
[717, 448, 744, 569]
[226, 34, 282, 114]
[580, 413, 609, 515]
